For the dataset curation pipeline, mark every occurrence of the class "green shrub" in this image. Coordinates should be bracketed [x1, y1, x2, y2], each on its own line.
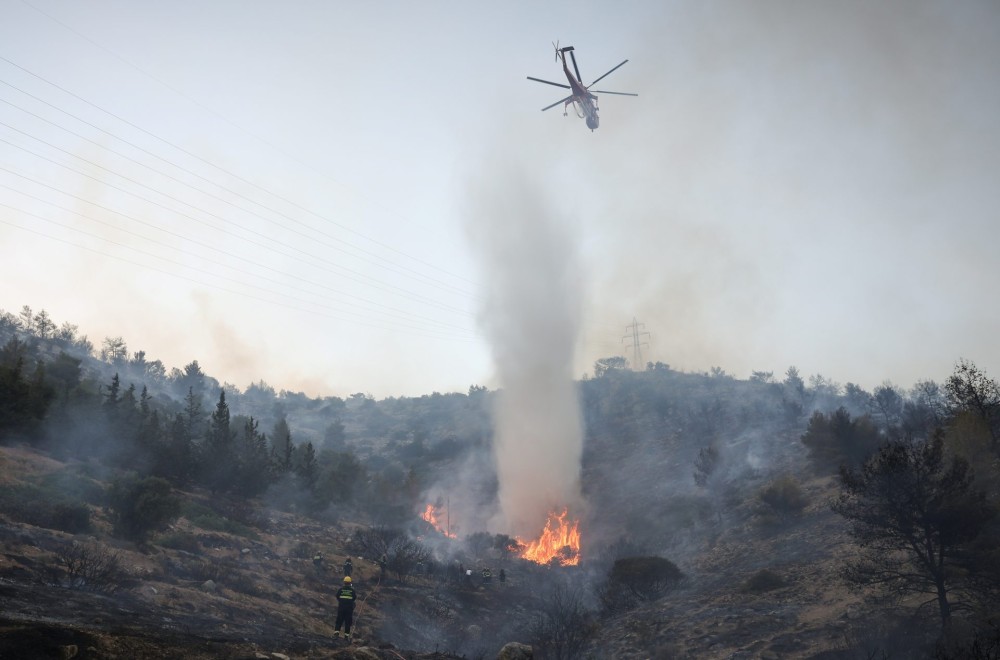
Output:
[108, 475, 181, 544]
[740, 569, 786, 593]
[37, 468, 106, 506]
[0, 484, 91, 533]
[181, 501, 258, 539]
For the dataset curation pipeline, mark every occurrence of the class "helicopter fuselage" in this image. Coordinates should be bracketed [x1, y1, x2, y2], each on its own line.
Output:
[558, 49, 600, 130]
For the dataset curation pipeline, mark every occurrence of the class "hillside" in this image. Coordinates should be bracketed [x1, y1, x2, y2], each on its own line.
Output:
[2, 319, 999, 658]
[0, 442, 842, 659]
[0, 445, 465, 659]
[2, 441, 993, 659]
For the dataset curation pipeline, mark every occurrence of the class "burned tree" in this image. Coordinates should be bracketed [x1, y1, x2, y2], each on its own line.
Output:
[692, 444, 720, 487]
[349, 526, 429, 583]
[832, 434, 996, 631]
[528, 583, 597, 660]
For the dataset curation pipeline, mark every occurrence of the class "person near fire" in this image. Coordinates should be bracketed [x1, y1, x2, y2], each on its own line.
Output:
[334, 576, 357, 640]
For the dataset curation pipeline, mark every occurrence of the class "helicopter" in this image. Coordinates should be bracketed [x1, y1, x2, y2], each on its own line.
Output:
[527, 42, 637, 131]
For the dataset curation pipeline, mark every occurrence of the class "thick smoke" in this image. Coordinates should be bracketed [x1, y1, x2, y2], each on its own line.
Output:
[465, 163, 585, 538]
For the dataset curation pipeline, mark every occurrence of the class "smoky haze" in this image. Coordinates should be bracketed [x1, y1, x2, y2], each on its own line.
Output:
[465, 161, 585, 538]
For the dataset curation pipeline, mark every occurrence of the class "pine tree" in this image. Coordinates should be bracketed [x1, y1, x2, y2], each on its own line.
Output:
[832, 434, 997, 631]
[295, 441, 318, 491]
[270, 417, 295, 473]
[203, 390, 235, 492]
[236, 416, 272, 496]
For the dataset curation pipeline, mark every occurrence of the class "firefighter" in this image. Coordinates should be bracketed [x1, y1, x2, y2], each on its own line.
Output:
[343, 557, 353, 577]
[333, 576, 357, 640]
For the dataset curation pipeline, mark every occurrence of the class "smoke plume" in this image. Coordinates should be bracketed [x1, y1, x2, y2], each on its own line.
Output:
[465, 162, 585, 538]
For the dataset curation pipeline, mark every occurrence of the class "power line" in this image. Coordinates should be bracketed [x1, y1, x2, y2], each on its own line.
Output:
[0, 213, 478, 342]
[0, 134, 473, 317]
[0, 181, 476, 336]
[0, 82, 477, 298]
[0, 47, 474, 287]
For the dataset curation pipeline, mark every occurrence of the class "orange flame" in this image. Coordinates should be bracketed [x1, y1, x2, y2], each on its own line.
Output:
[421, 503, 457, 538]
[518, 509, 581, 566]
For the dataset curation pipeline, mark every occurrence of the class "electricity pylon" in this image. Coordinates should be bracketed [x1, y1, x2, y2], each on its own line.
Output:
[622, 317, 651, 371]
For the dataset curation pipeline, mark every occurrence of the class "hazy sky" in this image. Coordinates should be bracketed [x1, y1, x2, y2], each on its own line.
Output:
[1, 0, 998, 398]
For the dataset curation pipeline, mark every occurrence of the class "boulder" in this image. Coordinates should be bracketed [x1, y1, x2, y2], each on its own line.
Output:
[496, 642, 533, 660]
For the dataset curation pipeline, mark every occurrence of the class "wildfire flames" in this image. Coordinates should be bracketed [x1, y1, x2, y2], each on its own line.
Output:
[421, 504, 457, 538]
[518, 509, 581, 566]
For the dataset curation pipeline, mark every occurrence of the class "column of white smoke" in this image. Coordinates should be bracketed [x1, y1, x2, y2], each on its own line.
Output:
[465, 164, 585, 538]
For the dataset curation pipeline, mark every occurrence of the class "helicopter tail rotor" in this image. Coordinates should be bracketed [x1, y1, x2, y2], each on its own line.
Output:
[552, 40, 560, 61]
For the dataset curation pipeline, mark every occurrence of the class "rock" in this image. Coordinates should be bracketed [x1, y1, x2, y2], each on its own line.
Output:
[201, 579, 217, 592]
[58, 645, 78, 659]
[242, 548, 252, 554]
[496, 641, 533, 660]
[467, 624, 482, 639]
[270, 653, 290, 660]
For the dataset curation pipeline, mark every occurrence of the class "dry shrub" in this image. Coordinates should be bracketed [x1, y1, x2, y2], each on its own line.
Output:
[757, 475, 807, 525]
[55, 541, 133, 593]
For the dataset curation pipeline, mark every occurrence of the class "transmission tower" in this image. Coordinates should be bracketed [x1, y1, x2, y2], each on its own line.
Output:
[622, 317, 651, 370]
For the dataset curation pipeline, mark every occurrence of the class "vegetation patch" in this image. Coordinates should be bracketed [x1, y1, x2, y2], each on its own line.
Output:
[740, 569, 786, 593]
[36, 466, 107, 506]
[55, 541, 133, 593]
[155, 531, 201, 554]
[181, 501, 259, 539]
[108, 475, 181, 544]
[756, 475, 808, 525]
[599, 556, 684, 613]
[0, 483, 91, 533]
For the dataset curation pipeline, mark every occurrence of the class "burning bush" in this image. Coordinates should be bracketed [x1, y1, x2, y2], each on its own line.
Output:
[519, 509, 581, 566]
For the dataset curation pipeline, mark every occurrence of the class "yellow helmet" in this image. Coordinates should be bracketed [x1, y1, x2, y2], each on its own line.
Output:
[343, 576, 352, 583]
